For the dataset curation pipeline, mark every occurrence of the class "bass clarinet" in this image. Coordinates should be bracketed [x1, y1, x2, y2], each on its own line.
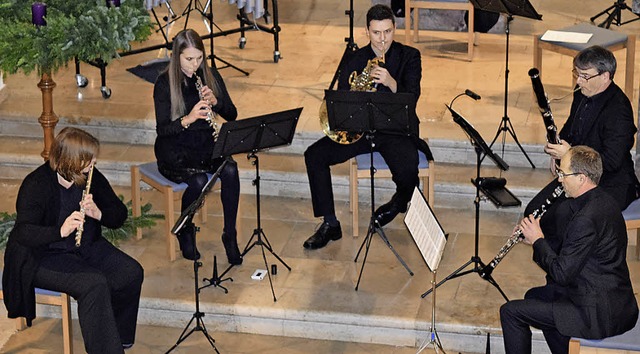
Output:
[528, 68, 559, 145]
[479, 185, 564, 279]
[75, 163, 94, 247]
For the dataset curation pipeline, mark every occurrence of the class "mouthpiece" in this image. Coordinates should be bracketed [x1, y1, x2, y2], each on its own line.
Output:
[528, 68, 540, 78]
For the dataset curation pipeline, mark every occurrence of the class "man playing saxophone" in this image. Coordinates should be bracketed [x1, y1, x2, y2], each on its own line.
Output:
[500, 146, 638, 354]
[303, 4, 429, 249]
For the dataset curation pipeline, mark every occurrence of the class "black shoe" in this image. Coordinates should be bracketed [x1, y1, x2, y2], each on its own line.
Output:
[303, 222, 342, 250]
[177, 223, 200, 260]
[374, 201, 403, 227]
[222, 232, 243, 265]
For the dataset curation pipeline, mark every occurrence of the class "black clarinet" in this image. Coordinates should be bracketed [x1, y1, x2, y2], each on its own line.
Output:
[479, 185, 564, 280]
[529, 68, 559, 145]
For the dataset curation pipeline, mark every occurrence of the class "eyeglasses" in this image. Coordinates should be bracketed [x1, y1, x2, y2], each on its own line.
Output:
[556, 168, 581, 179]
[572, 69, 602, 82]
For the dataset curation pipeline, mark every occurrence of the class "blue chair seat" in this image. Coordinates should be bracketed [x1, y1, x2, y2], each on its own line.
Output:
[131, 161, 214, 261]
[570, 316, 640, 352]
[355, 151, 430, 171]
[350, 150, 434, 236]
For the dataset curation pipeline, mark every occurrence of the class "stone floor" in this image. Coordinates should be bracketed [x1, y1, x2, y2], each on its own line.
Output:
[1, 0, 640, 352]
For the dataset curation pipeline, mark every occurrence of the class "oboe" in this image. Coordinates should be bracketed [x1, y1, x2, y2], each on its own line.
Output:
[194, 74, 219, 141]
[75, 164, 95, 247]
[479, 185, 564, 279]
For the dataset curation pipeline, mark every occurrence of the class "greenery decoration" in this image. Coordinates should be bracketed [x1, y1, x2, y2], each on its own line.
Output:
[0, 0, 153, 75]
[0, 212, 16, 250]
[102, 196, 164, 245]
[0, 196, 164, 249]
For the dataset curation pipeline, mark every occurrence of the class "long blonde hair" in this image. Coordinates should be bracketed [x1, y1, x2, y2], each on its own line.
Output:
[166, 29, 220, 121]
[49, 127, 99, 186]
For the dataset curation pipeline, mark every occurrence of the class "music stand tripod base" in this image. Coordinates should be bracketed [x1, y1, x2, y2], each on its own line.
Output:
[210, 108, 302, 302]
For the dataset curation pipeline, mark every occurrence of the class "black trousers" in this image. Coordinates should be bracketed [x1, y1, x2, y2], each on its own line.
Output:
[181, 158, 240, 235]
[304, 134, 419, 218]
[33, 238, 144, 354]
[500, 285, 570, 354]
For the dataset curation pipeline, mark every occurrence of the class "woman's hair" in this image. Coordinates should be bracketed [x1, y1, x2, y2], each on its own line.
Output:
[166, 28, 220, 121]
[49, 127, 100, 186]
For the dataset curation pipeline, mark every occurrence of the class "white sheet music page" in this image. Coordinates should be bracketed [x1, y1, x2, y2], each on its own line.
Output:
[404, 188, 446, 271]
[541, 30, 593, 44]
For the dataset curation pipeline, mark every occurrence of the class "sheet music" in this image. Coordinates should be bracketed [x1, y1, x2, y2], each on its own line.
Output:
[541, 30, 592, 44]
[404, 188, 446, 271]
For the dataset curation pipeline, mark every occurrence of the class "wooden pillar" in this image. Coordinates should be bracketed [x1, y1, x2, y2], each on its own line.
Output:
[37, 72, 58, 160]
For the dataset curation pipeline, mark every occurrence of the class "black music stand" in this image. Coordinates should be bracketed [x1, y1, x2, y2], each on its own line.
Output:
[328, 0, 358, 90]
[470, 0, 541, 169]
[591, 0, 640, 28]
[325, 90, 416, 291]
[421, 105, 520, 301]
[166, 160, 230, 353]
[212, 107, 302, 302]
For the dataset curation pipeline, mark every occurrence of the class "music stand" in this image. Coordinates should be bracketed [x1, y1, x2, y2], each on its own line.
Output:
[591, 0, 640, 28]
[404, 188, 448, 354]
[212, 107, 302, 302]
[470, 0, 541, 169]
[325, 90, 416, 291]
[166, 160, 230, 353]
[421, 105, 520, 301]
[328, 0, 359, 90]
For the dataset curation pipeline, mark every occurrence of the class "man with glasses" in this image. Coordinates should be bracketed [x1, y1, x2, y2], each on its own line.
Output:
[500, 145, 638, 354]
[525, 45, 639, 239]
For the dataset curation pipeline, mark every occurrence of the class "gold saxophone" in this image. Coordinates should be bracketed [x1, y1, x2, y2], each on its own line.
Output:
[320, 44, 386, 144]
[195, 74, 220, 141]
[75, 164, 94, 247]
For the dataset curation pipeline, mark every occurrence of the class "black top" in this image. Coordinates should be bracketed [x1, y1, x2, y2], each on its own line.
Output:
[532, 187, 638, 339]
[559, 82, 639, 208]
[153, 68, 237, 182]
[2, 163, 127, 324]
[338, 41, 422, 136]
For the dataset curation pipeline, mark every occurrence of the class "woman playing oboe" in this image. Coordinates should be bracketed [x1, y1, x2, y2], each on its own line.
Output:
[2, 127, 144, 353]
[153, 28, 242, 264]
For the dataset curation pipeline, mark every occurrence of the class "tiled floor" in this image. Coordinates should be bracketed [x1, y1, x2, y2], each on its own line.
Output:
[1, 0, 640, 353]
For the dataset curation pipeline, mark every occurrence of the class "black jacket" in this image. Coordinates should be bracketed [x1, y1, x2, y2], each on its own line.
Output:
[153, 68, 237, 182]
[559, 82, 639, 208]
[2, 163, 127, 325]
[532, 187, 638, 339]
[338, 41, 422, 137]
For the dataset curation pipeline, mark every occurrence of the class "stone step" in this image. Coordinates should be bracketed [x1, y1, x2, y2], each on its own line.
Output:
[0, 133, 554, 213]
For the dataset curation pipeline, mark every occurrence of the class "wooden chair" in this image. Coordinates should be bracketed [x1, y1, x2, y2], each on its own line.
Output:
[131, 162, 211, 261]
[349, 150, 434, 236]
[0, 271, 73, 354]
[569, 315, 640, 353]
[404, 0, 475, 61]
[622, 197, 640, 260]
[533, 23, 635, 100]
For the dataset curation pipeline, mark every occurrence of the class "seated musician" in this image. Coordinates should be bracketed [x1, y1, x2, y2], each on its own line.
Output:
[153, 29, 242, 264]
[527, 46, 639, 241]
[303, 4, 432, 250]
[2, 127, 144, 353]
[500, 145, 638, 354]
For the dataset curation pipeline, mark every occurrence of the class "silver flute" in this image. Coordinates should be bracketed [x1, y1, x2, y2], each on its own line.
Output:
[479, 185, 564, 279]
[194, 74, 219, 141]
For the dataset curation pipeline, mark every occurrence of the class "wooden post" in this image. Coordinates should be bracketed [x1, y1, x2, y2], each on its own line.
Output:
[37, 72, 58, 160]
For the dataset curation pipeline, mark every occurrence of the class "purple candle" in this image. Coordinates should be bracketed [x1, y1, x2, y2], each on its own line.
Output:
[31, 2, 46, 26]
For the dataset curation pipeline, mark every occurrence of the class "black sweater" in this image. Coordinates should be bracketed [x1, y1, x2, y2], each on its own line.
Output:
[2, 163, 127, 324]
